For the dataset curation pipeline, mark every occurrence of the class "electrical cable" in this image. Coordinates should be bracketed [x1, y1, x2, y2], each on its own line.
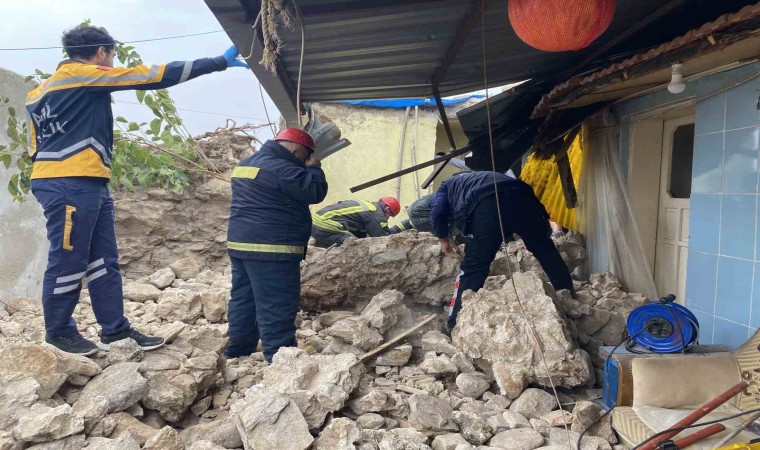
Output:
[630, 406, 760, 450]
[0, 28, 245, 51]
[295, 5, 306, 127]
[116, 100, 269, 122]
[477, 0, 571, 445]
[259, 82, 277, 136]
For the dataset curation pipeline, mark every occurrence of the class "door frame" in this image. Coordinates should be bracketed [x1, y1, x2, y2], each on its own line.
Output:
[628, 104, 696, 279]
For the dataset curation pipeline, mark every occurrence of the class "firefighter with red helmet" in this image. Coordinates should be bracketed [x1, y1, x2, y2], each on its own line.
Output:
[311, 196, 401, 248]
[225, 128, 328, 362]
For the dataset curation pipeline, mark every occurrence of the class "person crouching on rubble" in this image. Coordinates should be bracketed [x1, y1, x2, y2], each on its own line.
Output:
[311, 196, 401, 248]
[26, 24, 249, 356]
[225, 129, 328, 363]
[431, 171, 574, 334]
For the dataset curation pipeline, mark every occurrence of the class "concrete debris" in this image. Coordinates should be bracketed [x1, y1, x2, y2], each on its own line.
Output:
[0, 229, 648, 450]
[453, 271, 594, 398]
[261, 347, 364, 429]
[230, 385, 313, 450]
[314, 417, 362, 450]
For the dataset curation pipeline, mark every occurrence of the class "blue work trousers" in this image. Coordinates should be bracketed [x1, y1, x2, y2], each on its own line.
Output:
[448, 193, 573, 329]
[226, 256, 301, 362]
[31, 177, 129, 337]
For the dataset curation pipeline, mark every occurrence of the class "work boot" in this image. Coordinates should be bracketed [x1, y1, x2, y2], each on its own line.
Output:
[98, 327, 165, 351]
[43, 334, 99, 356]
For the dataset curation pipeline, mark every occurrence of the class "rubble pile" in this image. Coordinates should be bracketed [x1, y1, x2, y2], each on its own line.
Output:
[0, 233, 641, 449]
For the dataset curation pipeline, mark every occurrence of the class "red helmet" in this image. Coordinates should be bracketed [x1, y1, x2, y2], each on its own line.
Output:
[275, 128, 315, 151]
[379, 197, 401, 217]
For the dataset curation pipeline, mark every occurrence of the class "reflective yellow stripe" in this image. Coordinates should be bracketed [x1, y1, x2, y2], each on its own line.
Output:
[312, 214, 348, 232]
[319, 200, 376, 220]
[231, 166, 260, 179]
[63, 206, 76, 251]
[380, 222, 388, 228]
[227, 241, 304, 254]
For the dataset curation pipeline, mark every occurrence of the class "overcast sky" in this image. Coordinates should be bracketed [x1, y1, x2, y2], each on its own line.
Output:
[1, 0, 279, 141]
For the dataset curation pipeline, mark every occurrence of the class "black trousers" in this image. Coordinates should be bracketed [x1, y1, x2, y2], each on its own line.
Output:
[448, 193, 573, 329]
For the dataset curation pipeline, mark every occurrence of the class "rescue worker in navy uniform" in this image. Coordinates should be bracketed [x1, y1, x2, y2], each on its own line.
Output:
[225, 129, 327, 363]
[311, 196, 400, 248]
[26, 24, 249, 355]
[431, 171, 574, 333]
[389, 193, 464, 243]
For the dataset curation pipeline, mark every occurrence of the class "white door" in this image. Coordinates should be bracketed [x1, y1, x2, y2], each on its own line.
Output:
[654, 115, 695, 303]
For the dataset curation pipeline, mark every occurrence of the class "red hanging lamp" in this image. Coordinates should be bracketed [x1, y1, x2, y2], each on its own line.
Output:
[508, 0, 616, 52]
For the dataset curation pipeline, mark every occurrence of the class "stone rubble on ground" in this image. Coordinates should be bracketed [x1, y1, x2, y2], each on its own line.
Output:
[0, 232, 639, 449]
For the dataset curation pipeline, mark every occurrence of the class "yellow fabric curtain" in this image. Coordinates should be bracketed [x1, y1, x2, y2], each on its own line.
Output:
[520, 132, 584, 230]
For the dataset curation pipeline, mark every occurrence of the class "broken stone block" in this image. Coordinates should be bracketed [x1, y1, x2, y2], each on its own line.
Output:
[453, 272, 593, 398]
[25, 434, 86, 450]
[570, 401, 616, 445]
[456, 373, 491, 399]
[157, 289, 203, 324]
[488, 428, 545, 450]
[0, 373, 40, 431]
[123, 283, 161, 303]
[186, 441, 227, 450]
[230, 385, 313, 450]
[432, 433, 469, 450]
[72, 362, 149, 431]
[450, 410, 493, 445]
[300, 234, 462, 310]
[509, 389, 557, 420]
[88, 415, 116, 438]
[86, 433, 141, 450]
[375, 344, 412, 366]
[360, 290, 409, 333]
[142, 425, 184, 450]
[261, 348, 365, 429]
[314, 417, 362, 450]
[109, 412, 160, 445]
[357, 413, 385, 430]
[540, 409, 574, 427]
[407, 393, 455, 432]
[421, 330, 459, 357]
[0, 344, 68, 399]
[316, 311, 357, 328]
[106, 338, 144, 364]
[148, 268, 176, 290]
[451, 352, 476, 374]
[349, 388, 402, 415]
[545, 428, 612, 450]
[486, 410, 531, 433]
[179, 419, 243, 449]
[200, 288, 228, 323]
[378, 433, 430, 450]
[324, 316, 383, 351]
[156, 321, 186, 343]
[142, 372, 199, 422]
[576, 309, 611, 336]
[12, 404, 84, 443]
[170, 257, 205, 280]
[420, 352, 459, 377]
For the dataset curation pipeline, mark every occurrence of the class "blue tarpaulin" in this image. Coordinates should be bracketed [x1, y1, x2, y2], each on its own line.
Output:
[339, 94, 485, 109]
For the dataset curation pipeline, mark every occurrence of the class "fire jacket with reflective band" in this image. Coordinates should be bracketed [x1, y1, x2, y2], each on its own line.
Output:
[25, 57, 227, 180]
[227, 140, 328, 261]
[431, 171, 535, 238]
[312, 200, 390, 238]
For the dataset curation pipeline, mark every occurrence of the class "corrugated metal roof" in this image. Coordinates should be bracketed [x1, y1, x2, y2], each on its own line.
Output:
[205, 0, 668, 124]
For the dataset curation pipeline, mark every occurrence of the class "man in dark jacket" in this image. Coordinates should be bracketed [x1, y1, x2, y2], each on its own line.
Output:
[225, 128, 327, 362]
[311, 196, 400, 248]
[431, 171, 573, 332]
[389, 193, 463, 243]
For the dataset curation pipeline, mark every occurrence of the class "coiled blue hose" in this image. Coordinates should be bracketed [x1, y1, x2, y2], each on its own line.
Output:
[626, 301, 699, 353]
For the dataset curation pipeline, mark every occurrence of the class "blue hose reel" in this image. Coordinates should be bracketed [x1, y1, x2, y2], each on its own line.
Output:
[625, 294, 700, 353]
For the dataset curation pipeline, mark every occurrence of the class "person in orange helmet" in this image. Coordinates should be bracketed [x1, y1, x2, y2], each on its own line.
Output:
[311, 196, 400, 248]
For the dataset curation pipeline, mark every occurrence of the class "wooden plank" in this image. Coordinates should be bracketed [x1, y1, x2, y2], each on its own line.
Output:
[359, 313, 438, 362]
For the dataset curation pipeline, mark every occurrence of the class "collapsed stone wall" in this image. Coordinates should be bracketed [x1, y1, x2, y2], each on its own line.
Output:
[114, 129, 255, 280]
[0, 232, 641, 449]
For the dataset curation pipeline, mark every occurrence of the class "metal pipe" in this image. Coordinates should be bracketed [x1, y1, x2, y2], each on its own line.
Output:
[421, 87, 457, 190]
[350, 145, 472, 193]
[672, 423, 726, 448]
[638, 381, 749, 450]
[411, 106, 421, 199]
[396, 107, 411, 201]
[714, 410, 760, 447]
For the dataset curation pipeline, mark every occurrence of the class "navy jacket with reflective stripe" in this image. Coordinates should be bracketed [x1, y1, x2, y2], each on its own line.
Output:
[25, 57, 227, 179]
[227, 140, 328, 261]
[431, 171, 535, 237]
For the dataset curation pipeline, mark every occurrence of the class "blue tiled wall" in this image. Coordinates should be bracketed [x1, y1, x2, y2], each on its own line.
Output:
[613, 62, 760, 348]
